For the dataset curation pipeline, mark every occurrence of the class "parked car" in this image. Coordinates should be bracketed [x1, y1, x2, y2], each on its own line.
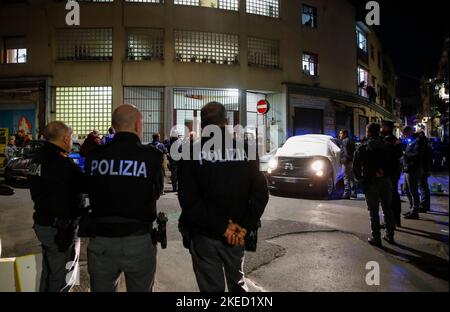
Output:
[266, 135, 343, 198]
[4, 140, 85, 183]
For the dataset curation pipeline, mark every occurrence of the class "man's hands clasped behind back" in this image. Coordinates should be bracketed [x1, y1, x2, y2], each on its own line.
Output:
[224, 220, 247, 247]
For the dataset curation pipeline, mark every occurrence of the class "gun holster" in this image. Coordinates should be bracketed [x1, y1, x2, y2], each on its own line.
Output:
[151, 212, 168, 249]
[245, 220, 262, 252]
[78, 210, 93, 238]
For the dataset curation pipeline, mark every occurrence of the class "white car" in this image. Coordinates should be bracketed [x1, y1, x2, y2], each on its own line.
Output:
[266, 135, 343, 198]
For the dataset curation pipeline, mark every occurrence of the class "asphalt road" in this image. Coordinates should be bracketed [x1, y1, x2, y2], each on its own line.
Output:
[0, 175, 448, 292]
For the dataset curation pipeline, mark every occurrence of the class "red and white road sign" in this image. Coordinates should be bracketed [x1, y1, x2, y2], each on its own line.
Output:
[257, 99, 270, 115]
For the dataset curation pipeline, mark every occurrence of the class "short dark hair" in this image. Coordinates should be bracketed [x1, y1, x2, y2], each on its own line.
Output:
[340, 130, 349, 137]
[366, 123, 381, 138]
[108, 127, 115, 135]
[201, 102, 227, 128]
[152, 133, 160, 142]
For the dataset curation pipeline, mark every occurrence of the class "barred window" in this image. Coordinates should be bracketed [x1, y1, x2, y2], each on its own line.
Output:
[302, 52, 318, 76]
[127, 28, 164, 61]
[248, 37, 279, 68]
[246, 0, 279, 18]
[55, 87, 112, 138]
[174, 30, 239, 65]
[56, 28, 113, 61]
[77, 0, 114, 2]
[2, 37, 27, 64]
[125, 0, 163, 3]
[124, 87, 164, 143]
[174, 0, 238, 11]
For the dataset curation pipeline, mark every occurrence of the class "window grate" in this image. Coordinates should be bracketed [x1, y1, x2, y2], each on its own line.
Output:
[246, 0, 279, 18]
[302, 52, 318, 76]
[248, 37, 279, 68]
[174, 30, 239, 65]
[174, 0, 238, 11]
[56, 28, 113, 61]
[127, 28, 164, 61]
[55, 87, 112, 138]
[124, 87, 164, 143]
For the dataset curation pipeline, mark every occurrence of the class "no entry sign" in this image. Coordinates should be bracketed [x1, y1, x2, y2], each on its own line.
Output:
[257, 99, 270, 115]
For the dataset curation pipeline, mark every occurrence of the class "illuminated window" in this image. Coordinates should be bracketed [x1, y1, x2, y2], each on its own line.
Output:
[174, 30, 239, 65]
[357, 66, 369, 97]
[248, 37, 279, 68]
[56, 28, 113, 61]
[302, 5, 317, 28]
[55, 87, 112, 138]
[302, 52, 318, 76]
[247, 0, 279, 18]
[356, 26, 367, 52]
[127, 28, 164, 61]
[2, 37, 27, 64]
[124, 87, 164, 143]
[174, 0, 238, 11]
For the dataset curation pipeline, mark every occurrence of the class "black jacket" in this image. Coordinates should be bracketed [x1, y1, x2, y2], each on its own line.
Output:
[383, 134, 404, 177]
[403, 136, 432, 173]
[340, 137, 356, 163]
[28, 142, 86, 226]
[85, 132, 164, 237]
[178, 130, 269, 241]
[353, 137, 398, 190]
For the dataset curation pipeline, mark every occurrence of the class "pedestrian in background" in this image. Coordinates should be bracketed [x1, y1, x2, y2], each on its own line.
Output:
[339, 130, 357, 199]
[5, 136, 18, 161]
[151, 133, 168, 154]
[381, 120, 403, 227]
[354, 123, 397, 247]
[80, 130, 101, 158]
[165, 131, 181, 193]
[178, 102, 269, 292]
[101, 127, 115, 145]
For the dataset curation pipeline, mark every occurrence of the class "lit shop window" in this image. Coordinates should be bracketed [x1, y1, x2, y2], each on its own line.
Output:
[248, 37, 280, 69]
[247, 0, 279, 18]
[302, 5, 317, 28]
[356, 26, 367, 52]
[124, 87, 164, 143]
[174, 30, 239, 65]
[2, 37, 27, 64]
[357, 66, 369, 97]
[127, 28, 164, 61]
[174, 0, 238, 11]
[56, 28, 113, 61]
[55, 87, 112, 138]
[302, 52, 318, 76]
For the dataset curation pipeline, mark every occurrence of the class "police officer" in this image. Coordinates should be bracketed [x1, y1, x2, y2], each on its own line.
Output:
[178, 102, 269, 292]
[85, 104, 164, 292]
[28, 121, 86, 292]
[354, 123, 397, 247]
[381, 120, 404, 227]
[339, 129, 357, 199]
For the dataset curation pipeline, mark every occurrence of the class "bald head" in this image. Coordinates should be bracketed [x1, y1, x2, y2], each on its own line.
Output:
[112, 104, 143, 139]
[44, 121, 73, 152]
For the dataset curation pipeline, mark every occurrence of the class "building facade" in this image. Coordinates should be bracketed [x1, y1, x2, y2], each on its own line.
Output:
[0, 0, 397, 151]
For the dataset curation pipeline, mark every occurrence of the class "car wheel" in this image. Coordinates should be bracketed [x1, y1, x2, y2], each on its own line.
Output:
[320, 175, 334, 200]
[4, 168, 14, 184]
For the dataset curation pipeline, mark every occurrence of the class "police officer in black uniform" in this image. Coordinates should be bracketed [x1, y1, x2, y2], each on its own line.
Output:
[178, 102, 269, 292]
[354, 123, 398, 247]
[85, 104, 164, 292]
[381, 120, 404, 227]
[28, 121, 86, 292]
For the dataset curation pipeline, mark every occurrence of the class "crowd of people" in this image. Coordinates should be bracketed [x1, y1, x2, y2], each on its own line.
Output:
[5, 129, 34, 161]
[339, 121, 434, 247]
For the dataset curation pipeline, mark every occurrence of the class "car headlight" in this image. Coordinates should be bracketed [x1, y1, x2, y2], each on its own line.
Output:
[311, 160, 325, 172]
[268, 158, 278, 170]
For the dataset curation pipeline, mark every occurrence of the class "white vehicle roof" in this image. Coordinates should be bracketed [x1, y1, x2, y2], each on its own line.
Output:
[276, 135, 340, 158]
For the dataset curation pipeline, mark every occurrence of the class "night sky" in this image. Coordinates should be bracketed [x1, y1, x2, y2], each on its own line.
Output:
[354, 0, 449, 98]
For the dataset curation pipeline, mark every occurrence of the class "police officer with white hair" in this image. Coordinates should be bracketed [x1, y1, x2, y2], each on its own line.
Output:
[84, 104, 164, 292]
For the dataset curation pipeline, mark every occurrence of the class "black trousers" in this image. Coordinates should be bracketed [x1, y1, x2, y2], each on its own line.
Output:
[391, 174, 401, 225]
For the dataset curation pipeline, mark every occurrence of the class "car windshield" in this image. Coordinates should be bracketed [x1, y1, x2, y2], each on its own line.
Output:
[278, 138, 332, 157]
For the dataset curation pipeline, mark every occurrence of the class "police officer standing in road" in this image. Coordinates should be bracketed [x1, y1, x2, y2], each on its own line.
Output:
[381, 120, 404, 227]
[178, 102, 269, 292]
[84, 104, 164, 292]
[354, 123, 398, 247]
[28, 121, 86, 292]
[339, 129, 357, 199]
